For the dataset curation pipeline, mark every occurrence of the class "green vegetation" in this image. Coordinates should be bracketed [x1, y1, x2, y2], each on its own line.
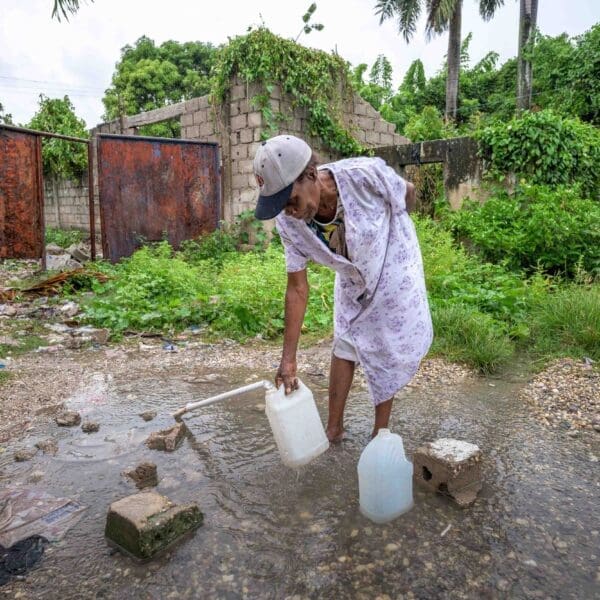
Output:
[448, 185, 600, 277]
[477, 111, 600, 198]
[211, 27, 363, 156]
[71, 211, 599, 373]
[45, 227, 85, 249]
[102, 36, 217, 138]
[27, 94, 88, 179]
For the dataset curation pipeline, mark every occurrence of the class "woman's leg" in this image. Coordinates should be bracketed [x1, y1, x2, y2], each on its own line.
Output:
[326, 355, 355, 442]
[372, 398, 393, 438]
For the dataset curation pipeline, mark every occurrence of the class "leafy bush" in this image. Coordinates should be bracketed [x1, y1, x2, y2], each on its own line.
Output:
[448, 185, 600, 277]
[45, 227, 85, 249]
[477, 110, 600, 199]
[27, 95, 88, 179]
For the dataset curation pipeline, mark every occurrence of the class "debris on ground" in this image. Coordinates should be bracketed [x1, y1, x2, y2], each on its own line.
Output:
[519, 358, 599, 432]
[0, 535, 48, 587]
[13, 448, 37, 463]
[139, 411, 157, 422]
[0, 488, 86, 548]
[35, 439, 58, 455]
[105, 491, 203, 560]
[123, 462, 158, 489]
[54, 411, 81, 427]
[81, 421, 100, 433]
[145, 423, 187, 452]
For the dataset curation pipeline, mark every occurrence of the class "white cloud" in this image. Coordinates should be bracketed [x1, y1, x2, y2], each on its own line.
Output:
[1, 0, 598, 127]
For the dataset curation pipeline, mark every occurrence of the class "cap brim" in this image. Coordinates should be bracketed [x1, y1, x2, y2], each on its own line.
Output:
[254, 182, 294, 220]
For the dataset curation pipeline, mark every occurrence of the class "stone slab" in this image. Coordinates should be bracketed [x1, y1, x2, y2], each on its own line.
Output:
[105, 491, 203, 560]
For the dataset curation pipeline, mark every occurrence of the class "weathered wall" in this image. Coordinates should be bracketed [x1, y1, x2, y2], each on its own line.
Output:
[44, 176, 100, 232]
[373, 137, 483, 210]
[92, 77, 409, 223]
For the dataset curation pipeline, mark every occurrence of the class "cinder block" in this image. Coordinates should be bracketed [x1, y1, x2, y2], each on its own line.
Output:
[230, 114, 247, 131]
[247, 112, 262, 128]
[366, 131, 381, 145]
[181, 113, 194, 127]
[193, 109, 209, 125]
[105, 492, 203, 560]
[413, 439, 482, 507]
[380, 133, 394, 145]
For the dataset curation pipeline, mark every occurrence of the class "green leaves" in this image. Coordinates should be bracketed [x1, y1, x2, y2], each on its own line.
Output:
[211, 28, 364, 157]
[27, 94, 88, 179]
[477, 110, 600, 198]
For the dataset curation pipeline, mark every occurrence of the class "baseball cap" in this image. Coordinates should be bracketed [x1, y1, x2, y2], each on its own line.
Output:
[253, 135, 312, 220]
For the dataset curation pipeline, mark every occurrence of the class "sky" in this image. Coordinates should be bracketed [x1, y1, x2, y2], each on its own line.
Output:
[1, 0, 599, 128]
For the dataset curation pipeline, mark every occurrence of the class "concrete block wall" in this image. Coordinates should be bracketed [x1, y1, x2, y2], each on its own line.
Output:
[44, 177, 100, 232]
[90, 77, 408, 225]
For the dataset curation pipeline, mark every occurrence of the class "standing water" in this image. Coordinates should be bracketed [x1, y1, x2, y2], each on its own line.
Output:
[0, 367, 598, 598]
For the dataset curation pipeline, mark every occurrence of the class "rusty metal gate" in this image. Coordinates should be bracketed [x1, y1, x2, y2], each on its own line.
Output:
[97, 134, 220, 262]
[0, 127, 44, 260]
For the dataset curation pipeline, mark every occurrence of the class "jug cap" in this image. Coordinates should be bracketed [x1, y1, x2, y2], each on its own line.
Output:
[378, 428, 391, 437]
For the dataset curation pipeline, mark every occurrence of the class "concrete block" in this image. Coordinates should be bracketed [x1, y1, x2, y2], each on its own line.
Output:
[240, 128, 253, 144]
[193, 109, 209, 125]
[123, 462, 158, 489]
[253, 128, 263, 143]
[231, 84, 246, 101]
[247, 112, 262, 128]
[230, 114, 247, 131]
[359, 116, 376, 131]
[184, 97, 200, 112]
[232, 144, 248, 160]
[199, 121, 214, 137]
[366, 131, 381, 146]
[375, 120, 390, 134]
[413, 439, 482, 507]
[186, 125, 200, 139]
[380, 133, 394, 145]
[105, 492, 203, 560]
[197, 95, 210, 109]
[237, 159, 254, 174]
[181, 113, 194, 127]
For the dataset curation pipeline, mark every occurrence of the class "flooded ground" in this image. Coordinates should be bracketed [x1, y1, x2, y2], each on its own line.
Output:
[1, 361, 598, 600]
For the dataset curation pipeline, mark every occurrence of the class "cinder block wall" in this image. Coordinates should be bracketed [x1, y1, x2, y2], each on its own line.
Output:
[90, 77, 407, 225]
[181, 76, 407, 222]
[44, 177, 100, 233]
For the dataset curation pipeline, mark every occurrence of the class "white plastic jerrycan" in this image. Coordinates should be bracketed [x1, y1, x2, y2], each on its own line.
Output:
[357, 428, 413, 523]
[265, 378, 329, 468]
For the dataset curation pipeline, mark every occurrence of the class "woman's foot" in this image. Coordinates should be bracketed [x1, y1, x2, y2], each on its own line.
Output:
[326, 425, 346, 444]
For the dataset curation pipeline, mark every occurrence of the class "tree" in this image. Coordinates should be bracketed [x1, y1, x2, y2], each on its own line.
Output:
[374, 0, 504, 121]
[27, 95, 88, 179]
[102, 36, 217, 137]
[516, 0, 538, 111]
[0, 101, 13, 125]
[51, 0, 93, 21]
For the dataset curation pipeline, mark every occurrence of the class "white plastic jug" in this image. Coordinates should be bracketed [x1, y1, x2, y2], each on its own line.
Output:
[265, 378, 329, 468]
[357, 428, 413, 523]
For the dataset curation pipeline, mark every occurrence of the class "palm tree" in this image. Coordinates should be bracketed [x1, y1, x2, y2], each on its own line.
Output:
[375, 0, 504, 122]
[516, 0, 538, 111]
[52, 0, 93, 21]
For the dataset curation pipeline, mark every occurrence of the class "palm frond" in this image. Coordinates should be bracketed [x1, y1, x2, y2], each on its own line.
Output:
[374, 0, 423, 43]
[425, 0, 458, 36]
[52, 0, 93, 22]
[478, 0, 505, 21]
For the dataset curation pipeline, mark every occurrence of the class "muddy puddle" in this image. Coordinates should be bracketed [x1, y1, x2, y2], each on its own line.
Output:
[1, 368, 598, 599]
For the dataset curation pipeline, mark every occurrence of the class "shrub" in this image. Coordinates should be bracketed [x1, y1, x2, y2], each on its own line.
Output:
[448, 185, 600, 277]
[45, 227, 85, 249]
[477, 110, 600, 199]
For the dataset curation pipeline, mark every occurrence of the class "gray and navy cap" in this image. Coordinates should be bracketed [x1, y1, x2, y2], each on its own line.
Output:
[253, 135, 312, 220]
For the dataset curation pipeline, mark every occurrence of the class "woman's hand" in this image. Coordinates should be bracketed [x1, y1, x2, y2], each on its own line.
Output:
[276, 359, 299, 395]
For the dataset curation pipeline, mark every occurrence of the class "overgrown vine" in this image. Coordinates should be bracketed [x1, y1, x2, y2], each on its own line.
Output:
[210, 28, 365, 156]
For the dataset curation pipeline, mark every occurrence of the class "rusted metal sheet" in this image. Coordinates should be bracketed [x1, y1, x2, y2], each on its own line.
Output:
[0, 127, 44, 259]
[97, 135, 220, 262]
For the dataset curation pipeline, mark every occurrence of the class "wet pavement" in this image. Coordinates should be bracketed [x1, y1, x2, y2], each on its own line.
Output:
[0, 368, 599, 599]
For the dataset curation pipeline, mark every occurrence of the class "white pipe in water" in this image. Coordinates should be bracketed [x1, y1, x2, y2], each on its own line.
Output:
[173, 380, 274, 418]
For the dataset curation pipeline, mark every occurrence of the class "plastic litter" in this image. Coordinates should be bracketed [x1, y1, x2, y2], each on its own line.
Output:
[0, 488, 86, 548]
[0, 535, 48, 586]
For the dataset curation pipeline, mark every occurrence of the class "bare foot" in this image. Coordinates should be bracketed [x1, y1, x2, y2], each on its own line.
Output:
[326, 426, 346, 444]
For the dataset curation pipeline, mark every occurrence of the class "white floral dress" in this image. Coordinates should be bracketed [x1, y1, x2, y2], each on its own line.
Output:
[276, 157, 433, 405]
